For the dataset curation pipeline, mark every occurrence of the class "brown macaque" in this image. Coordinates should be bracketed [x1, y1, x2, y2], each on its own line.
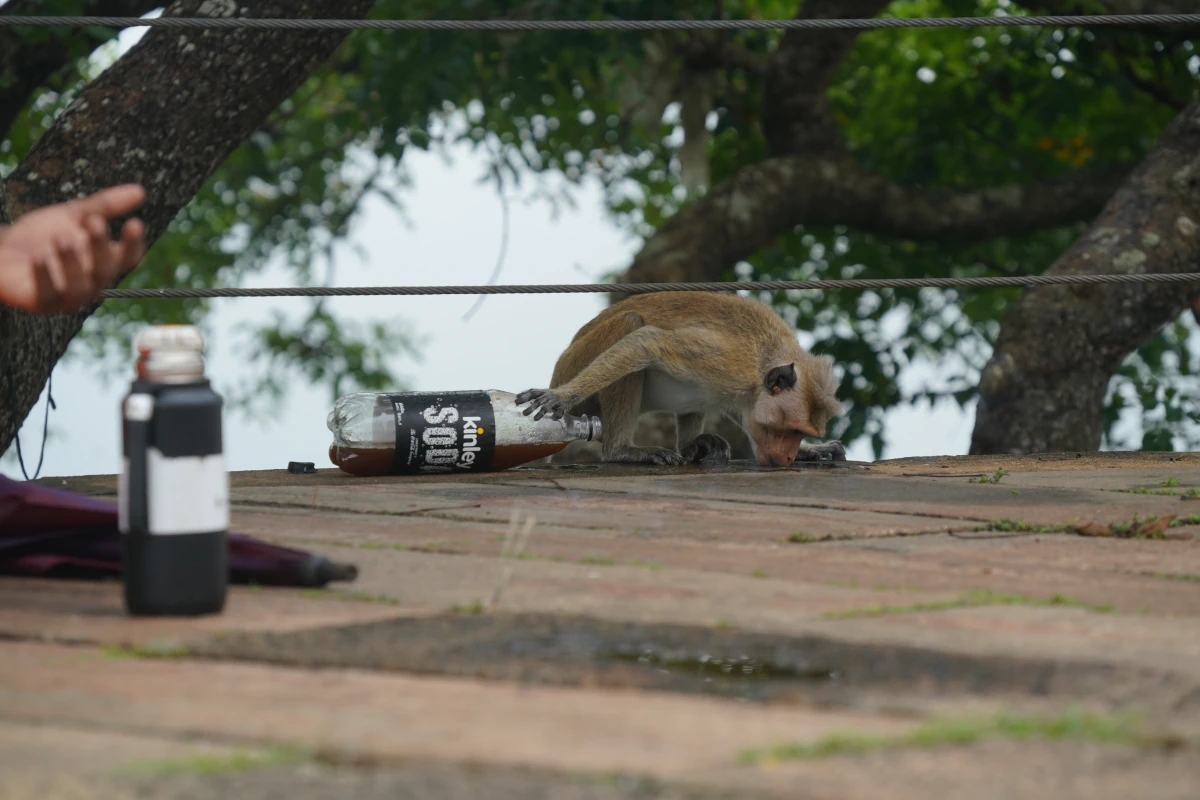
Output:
[515, 292, 845, 467]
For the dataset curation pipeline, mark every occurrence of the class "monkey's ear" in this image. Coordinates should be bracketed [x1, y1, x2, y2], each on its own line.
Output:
[764, 363, 798, 395]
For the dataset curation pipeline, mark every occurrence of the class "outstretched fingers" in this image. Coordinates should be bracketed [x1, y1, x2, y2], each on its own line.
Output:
[514, 388, 569, 421]
[515, 388, 545, 406]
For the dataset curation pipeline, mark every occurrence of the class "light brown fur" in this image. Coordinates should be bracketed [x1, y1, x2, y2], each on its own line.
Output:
[517, 292, 844, 467]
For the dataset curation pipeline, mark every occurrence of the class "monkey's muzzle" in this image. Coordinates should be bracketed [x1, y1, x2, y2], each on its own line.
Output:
[752, 430, 806, 467]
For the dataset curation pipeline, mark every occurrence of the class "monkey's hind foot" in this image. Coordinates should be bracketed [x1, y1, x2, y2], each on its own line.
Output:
[793, 440, 846, 463]
[679, 433, 731, 465]
[515, 388, 570, 421]
[604, 445, 686, 466]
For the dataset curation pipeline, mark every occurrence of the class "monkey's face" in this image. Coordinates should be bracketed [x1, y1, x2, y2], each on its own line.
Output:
[746, 362, 823, 467]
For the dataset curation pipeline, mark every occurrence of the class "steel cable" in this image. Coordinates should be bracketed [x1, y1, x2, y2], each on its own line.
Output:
[0, 14, 1197, 31]
[99, 272, 1200, 300]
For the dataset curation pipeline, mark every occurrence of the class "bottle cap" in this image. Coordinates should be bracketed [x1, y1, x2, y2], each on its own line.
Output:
[134, 325, 207, 383]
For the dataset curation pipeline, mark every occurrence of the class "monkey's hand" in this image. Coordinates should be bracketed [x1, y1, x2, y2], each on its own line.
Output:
[514, 388, 572, 421]
[793, 440, 846, 463]
[679, 433, 731, 466]
[605, 445, 687, 466]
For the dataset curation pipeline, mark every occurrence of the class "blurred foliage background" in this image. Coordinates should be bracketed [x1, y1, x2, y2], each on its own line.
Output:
[2, 0, 1197, 454]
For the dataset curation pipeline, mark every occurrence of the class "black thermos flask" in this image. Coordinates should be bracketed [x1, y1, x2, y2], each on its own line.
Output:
[119, 325, 228, 616]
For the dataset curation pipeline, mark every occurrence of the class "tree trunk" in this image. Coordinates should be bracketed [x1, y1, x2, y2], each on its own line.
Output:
[970, 100, 1200, 455]
[0, 0, 377, 456]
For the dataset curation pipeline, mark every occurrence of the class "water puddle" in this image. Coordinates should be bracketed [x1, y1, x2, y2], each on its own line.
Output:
[190, 611, 1166, 707]
[605, 649, 839, 684]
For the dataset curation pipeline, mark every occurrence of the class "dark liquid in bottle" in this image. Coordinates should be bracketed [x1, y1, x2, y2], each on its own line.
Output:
[329, 441, 568, 476]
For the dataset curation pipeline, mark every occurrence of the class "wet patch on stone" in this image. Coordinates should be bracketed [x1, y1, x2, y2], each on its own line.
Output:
[187, 612, 1187, 709]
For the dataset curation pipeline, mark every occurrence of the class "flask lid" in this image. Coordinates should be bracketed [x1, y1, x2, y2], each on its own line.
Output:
[134, 325, 207, 383]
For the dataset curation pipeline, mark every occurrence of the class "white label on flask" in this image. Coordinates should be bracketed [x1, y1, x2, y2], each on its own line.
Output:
[146, 449, 229, 534]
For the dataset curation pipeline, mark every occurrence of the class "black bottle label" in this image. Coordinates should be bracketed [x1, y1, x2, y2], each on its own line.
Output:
[389, 391, 497, 475]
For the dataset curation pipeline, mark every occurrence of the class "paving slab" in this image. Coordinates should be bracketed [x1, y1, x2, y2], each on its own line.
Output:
[45, 456, 1200, 535]
[534, 470, 1193, 530]
[0, 719, 261, 800]
[120, 765, 734, 800]
[232, 483, 973, 542]
[0, 640, 914, 781]
[0, 641, 1192, 800]
[703, 740, 1200, 800]
[274, 541, 967, 620]
[179, 609, 1198, 722]
[232, 508, 1200, 617]
[0, 719, 733, 800]
[9, 727, 1194, 800]
[219, 464, 1200, 544]
[0, 577, 418, 647]
[804, 607, 1200, 727]
[870, 450, 1200, 475]
[11, 452, 1200, 797]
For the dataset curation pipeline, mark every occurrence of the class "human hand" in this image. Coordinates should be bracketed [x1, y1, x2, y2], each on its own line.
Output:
[0, 184, 146, 315]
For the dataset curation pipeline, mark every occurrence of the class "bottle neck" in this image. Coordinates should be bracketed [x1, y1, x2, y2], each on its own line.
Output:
[563, 414, 602, 443]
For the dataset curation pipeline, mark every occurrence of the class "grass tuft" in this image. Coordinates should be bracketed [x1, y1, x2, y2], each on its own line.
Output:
[968, 468, 1008, 485]
[974, 519, 1071, 534]
[101, 641, 190, 660]
[124, 746, 308, 777]
[823, 589, 1114, 620]
[299, 588, 399, 606]
[740, 708, 1160, 765]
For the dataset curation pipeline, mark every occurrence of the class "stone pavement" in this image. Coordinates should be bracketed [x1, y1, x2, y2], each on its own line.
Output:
[3, 451, 1200, 799]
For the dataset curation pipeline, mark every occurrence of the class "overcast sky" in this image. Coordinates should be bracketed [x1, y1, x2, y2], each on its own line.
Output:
[0, 12, 993, 479]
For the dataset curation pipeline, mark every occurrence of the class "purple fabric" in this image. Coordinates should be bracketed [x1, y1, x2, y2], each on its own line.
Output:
[0, 473, 118, 531]
[0, 475, 353, 586]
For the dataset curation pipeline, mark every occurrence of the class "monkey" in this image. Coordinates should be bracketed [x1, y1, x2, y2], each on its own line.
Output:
[514, 291, 846, 467]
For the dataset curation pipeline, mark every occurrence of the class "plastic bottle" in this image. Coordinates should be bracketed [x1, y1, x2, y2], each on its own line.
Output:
[119, 325, 228, 616]
[327, 390, 602, 476]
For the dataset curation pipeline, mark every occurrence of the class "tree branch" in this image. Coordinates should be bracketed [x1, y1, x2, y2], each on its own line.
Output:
[0, 0, 376, 454]
[843, 162, 1132, 241]
[1103, 37, 1188, 111]
[970, 99, 1200, 454]
[624, 155, 1130, 283]
[0, 0, 163, 142]
[760, 0, 892, 156]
